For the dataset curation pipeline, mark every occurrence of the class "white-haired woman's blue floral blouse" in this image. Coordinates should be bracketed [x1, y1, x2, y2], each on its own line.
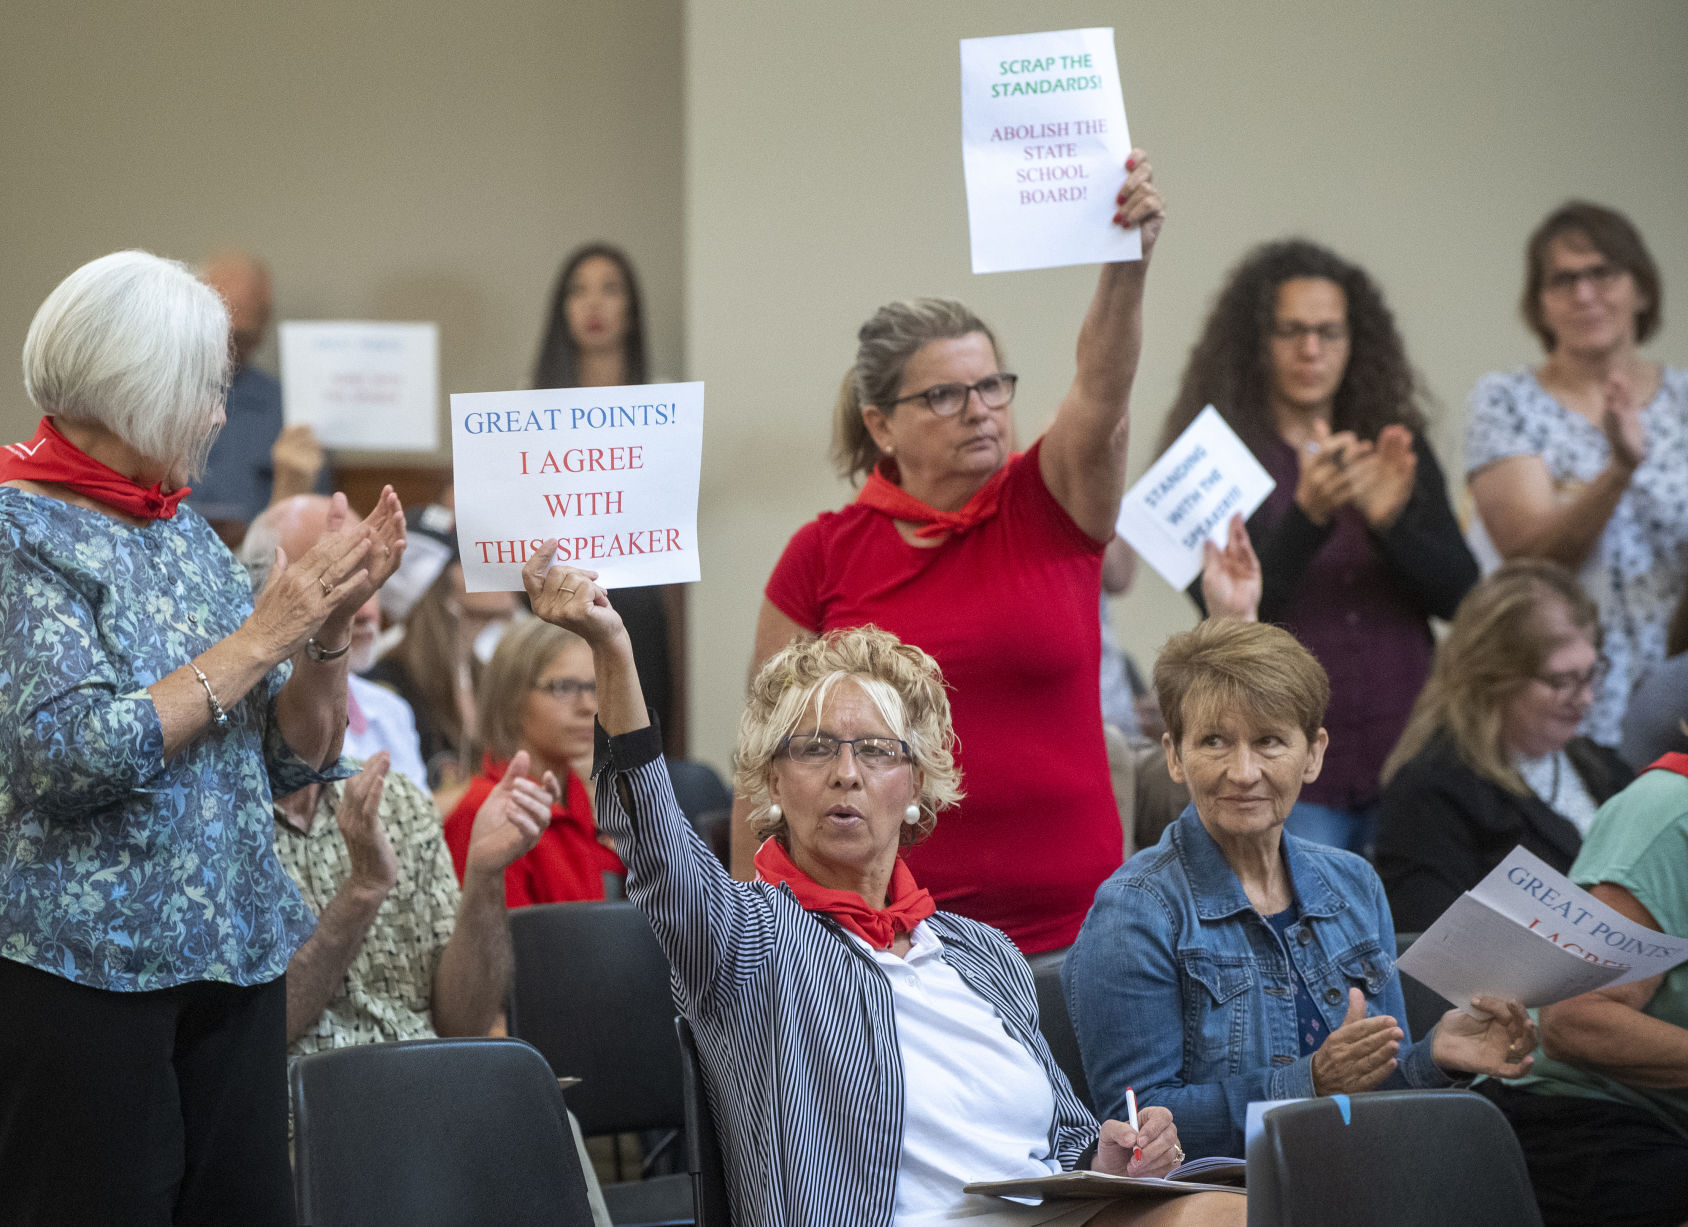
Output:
[0, 488, 348, 992]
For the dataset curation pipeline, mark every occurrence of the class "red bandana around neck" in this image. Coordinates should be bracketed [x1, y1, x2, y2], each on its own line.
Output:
[853, 456, 1014, 540]
[0, 417, 189, 520]
[754, 836, 936, 950]
[1645, 752, 1688, 780]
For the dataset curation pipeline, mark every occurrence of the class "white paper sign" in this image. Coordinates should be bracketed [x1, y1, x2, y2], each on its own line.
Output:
[279, 321, 440, 451]
[1116, 407, 1276, 590]
[449, 382, 704, 593]
[960, 28, 1138, 274]
[1397, 847, 1688, 1010]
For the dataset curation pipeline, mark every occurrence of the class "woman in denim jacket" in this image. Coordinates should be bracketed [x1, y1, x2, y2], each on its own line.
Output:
[1064, 618, 1537, 1159]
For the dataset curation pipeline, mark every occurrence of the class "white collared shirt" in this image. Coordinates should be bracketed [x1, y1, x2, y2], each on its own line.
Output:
[854, 923, 1084, 1226]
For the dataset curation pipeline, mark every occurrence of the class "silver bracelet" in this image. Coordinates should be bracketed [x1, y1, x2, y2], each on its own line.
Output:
[306, 634, 352, 662]
[190, 663, 229, 729]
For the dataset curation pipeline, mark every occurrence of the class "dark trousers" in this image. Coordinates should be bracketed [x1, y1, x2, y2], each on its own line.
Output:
[1480, 1080, 1688, 1227]
[0, 958, 294, 1227]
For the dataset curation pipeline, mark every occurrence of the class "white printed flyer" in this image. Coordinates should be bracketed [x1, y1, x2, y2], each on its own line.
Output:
[448, 382, 704, 593]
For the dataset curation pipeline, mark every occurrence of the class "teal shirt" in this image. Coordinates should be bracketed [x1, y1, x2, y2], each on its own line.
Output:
[1503, 768, 1688, 1136]
[0, 488, 348, 991]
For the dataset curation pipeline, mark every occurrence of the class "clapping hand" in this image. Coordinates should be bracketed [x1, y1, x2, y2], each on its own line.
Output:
[1293, 420, 1374, 526]
[1348, 424, 1418, 532]
[1601, 372, 1647, 472]
[337, 753, 399, 902]
[1430, 995, 1537, 1079]
[464, 750, 555, 878]
[1311, 988, 1403, 1095]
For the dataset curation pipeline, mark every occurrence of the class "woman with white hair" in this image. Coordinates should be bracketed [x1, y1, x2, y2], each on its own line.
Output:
[0, 250, 405, 1224]
[524, 544, 1242, 1227]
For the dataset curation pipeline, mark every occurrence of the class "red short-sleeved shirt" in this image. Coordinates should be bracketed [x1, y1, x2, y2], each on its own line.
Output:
[764, 441, 1119, 952]
[443, 762, 625, 907]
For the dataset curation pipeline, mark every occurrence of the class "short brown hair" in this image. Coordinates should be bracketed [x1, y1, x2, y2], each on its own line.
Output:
[1154, 619, 1330, 751]
[831, 298, 1002, 482]
[1522, 201, 1662, 351]
[476, 616, 589, 764]
[1383, 561, 1600, 794]
[733, 625, 963, 847]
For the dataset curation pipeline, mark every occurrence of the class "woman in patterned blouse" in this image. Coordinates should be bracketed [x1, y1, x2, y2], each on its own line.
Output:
[1467, 202, 1688, 749]
[0, 251, 405, 1225]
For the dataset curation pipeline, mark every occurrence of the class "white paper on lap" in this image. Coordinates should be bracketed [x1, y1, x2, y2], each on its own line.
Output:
[449, 382, 705, 593]
[1397, 846, 1688, 1009]
[960, 27, 1140, 274]
[1116, 407, 1275, 591]
[279, 321, 440, 450]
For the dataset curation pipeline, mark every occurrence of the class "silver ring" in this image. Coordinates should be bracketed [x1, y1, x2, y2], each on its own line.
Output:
[318, 577, 333, 597]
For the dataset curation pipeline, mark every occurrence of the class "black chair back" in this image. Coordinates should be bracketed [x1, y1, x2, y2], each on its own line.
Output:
[1244, 1088, 1543, 1227]
[675, 1017, 733, 1227]
[508, 901, 685, 1136]
[290, 1037, 596, 1227]
[1026, 948, 1094, 1113]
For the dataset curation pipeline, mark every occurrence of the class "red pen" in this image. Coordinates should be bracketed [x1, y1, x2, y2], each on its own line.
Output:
[1125, 1085, 1142, 1163]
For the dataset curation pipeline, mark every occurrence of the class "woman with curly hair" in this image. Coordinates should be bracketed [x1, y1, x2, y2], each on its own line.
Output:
[1158, 240, 1477, 855]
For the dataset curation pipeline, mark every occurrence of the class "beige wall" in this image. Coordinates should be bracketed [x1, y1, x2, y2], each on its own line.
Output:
[0, 0, 684, 451]
[684, 0, 1688, 773]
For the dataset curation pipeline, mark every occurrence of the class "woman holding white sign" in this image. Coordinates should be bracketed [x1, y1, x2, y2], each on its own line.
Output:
[532, 242, 687, 754]
[1158, 240, 1477, 858]
[736, 151, 1164, 955]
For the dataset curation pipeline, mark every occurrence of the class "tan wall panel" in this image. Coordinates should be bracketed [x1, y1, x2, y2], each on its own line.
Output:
[0, 0, 684, 461]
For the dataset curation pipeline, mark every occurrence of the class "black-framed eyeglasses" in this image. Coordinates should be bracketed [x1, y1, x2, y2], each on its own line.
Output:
[1533, 657, 1609, 700]
[1543, 263, 1625, 296]
[780, 733, 911, 770]
[891, 373, 1018, 418]
[1270, 321, 1350, 345]
[533, 678, 597, 701]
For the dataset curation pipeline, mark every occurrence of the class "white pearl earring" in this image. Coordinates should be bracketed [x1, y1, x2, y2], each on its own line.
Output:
[768, 803, 783, 821]
[904, 804, 920, 826]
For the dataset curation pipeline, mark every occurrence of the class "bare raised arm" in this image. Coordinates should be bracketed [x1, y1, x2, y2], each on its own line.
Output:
[1038, 148, 1164, 542]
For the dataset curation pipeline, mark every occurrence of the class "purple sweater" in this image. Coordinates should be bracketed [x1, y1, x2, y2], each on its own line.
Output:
[1214, 435, 1477, 809]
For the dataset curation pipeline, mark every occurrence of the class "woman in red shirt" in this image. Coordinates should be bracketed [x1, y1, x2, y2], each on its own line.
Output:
[444, 617, 624, 905]
[731, 151, 1165, 954]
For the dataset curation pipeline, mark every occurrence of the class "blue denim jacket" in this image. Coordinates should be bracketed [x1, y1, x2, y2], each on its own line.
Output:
[1063, 806, 1450, 1158]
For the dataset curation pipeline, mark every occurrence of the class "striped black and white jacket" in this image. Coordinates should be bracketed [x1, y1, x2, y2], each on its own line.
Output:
[594, 722, 1099, 1227]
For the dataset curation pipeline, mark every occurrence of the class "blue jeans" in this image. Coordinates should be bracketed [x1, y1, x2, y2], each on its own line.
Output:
[1284, 801, 1378, 857]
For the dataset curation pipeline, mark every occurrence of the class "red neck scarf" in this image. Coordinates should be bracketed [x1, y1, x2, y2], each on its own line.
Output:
[854, 457, 1014, 540]
[0, 417, 188, 520]
[1646, 752, 1688, 780]
[754, 837, 936, 950]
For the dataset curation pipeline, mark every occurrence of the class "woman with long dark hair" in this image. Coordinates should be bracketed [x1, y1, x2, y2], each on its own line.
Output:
[1159, 240, 1477, 855]
[532, 243, 684, 750]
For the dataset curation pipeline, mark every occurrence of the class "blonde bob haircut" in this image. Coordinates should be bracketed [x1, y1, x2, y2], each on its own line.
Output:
[23, 250, 231, 477]
[1382, 560, 1599, 795]
[734, 625, 962, 848]
[831, 298, 1002, 483]
[1154, 618, 1330, 752]
[476, 615, 588, 764]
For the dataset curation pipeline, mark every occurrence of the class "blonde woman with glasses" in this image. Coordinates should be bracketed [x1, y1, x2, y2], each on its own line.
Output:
[1375, 561, 1633, 934]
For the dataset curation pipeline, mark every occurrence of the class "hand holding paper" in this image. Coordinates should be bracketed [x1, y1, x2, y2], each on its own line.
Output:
[1429, 994, 1537, 1079]
[1116, 407, 1276, 590]
[1199, 514, 1260, 621]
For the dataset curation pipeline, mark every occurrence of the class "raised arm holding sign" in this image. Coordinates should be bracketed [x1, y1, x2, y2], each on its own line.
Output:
[734, 151, 1163, 964]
